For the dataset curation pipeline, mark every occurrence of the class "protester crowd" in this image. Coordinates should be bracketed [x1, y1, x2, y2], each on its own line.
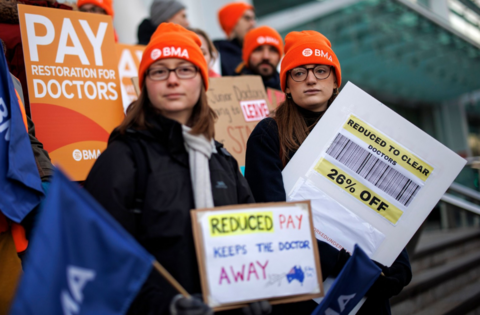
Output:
[0, 0, 412, 314]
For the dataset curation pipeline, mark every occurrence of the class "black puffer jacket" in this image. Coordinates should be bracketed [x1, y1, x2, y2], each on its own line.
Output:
[84, 111, 254, 315]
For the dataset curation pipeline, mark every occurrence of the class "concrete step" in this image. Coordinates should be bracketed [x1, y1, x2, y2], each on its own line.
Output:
[412, 280, 480, 315]
[391, 250, 480, 314]
[411, 229, 480, 274]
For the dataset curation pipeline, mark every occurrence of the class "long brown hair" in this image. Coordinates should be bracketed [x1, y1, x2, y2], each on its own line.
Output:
[117, 83, 217, 140]
[275, 88, 339, 166]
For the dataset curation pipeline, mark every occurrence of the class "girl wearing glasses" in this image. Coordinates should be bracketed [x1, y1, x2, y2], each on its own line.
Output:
[84, 24, 268, 315]
[245, 31, 411, 314]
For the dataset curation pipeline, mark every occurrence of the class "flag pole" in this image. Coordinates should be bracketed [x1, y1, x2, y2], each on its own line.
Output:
[152, 260, 191, 298]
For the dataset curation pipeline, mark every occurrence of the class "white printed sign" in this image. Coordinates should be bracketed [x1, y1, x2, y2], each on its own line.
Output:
[283, 82, 466, 313]
[191, 201, 323, 310]
[283, 82, 466, 266]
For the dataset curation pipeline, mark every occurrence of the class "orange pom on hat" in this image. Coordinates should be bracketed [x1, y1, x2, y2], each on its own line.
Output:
[218, 2, 254, 37]
[242, 26, 283, 67]
[138, 23, 209, 90]
[279, 30, 341, 92]
[77, 0, 114, 17]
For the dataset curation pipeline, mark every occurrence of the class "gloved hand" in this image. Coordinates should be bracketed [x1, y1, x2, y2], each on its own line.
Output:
[366, 273, 403, 300]
[169, 294, 213, 315]
[367, 250, 412, 300]
[330, 248, 351, 277]
[242, 300, 272, 315]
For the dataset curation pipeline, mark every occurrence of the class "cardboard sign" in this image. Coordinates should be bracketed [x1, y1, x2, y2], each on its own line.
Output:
[267, 88, 285, 108]
[207, 76, 273, 168]
[116, 43, 144, 111]
[191, 201, 323, 311]
[18, 5, 124, 181]
[283, 82, 466, 267]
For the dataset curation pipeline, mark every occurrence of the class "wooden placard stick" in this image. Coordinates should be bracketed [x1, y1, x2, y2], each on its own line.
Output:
[152, 260, 191, 298]
[131, 77, 140, 97]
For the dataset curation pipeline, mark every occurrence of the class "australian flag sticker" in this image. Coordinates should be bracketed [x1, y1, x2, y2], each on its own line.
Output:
[286, 266, 305, 285]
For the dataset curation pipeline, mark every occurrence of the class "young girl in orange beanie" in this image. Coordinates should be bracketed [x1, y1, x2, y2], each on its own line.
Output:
[84, 23, 270, 315]
[245, 30, 412, 315]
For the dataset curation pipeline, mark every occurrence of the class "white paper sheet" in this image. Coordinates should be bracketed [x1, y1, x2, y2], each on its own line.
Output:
[289, 178, 385, 257]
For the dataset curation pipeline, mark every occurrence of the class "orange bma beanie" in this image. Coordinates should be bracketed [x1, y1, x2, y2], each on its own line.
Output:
[138, 23, 209, 90]
[242, 26, 283, 67]
[77, 0, 114, 17]
[218, 2, 254, 37]
[280, 30, 341, 92]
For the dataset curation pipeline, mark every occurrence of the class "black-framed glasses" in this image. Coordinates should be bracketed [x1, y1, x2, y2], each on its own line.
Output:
[288, 65, 333, 82]
[147, 65, 198, 81]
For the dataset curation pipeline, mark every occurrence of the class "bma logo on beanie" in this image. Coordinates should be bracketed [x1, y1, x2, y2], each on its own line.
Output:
[150, 47, 190, 61]
[302, 48, 313, 57]
[151, 49, 162, 60]
[301, 48, 333, 61]
[315, 49, 333, 61]
[257, 36, 280, 45]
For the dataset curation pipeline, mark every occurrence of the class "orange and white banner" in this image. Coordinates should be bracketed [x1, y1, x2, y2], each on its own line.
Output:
[18, 5, 124, 181]
[116, 44, 144, 111]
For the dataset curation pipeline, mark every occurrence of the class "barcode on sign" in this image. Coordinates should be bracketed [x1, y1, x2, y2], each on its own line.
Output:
[326, 133, 420, 207]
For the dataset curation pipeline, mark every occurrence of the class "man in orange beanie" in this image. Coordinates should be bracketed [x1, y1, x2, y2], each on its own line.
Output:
[213, 2, 255, 76]
[235, 26, 283, 90]
[77, 0, 118, 42]
[77, 0, 114, 16]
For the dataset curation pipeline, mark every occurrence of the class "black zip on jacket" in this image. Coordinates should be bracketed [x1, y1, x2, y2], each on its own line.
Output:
[84, 111, 254, 315]
[245, 116, 412, 315]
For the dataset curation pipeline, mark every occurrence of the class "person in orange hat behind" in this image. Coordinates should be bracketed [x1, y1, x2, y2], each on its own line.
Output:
[84, 22, 271, 315]
[77, 0, 118, 42]
[245, 30, 412, 315]
[213, 2, 256, 76]
[235, 26, 283, 90]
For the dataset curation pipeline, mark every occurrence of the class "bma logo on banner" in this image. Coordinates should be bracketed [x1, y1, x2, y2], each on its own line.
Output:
[61, 265, 96, 315]
[72, 149, 101, 161]
[0, 97, 11, 141]
[324, 294, 357, 315]
[240, 99, 269, 122]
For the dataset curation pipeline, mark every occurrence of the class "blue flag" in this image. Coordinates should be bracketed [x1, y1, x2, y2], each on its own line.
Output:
[311, 245, 381, 315]
[10, 168, 154, 314]
[0, 41, 44, 223]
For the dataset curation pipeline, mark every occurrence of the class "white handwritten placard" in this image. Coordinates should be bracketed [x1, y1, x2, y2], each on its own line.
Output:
[191, 201, 323, 311]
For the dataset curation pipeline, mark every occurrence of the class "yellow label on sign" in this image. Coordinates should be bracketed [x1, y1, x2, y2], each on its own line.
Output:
[343, 115, 433, 181]
[314, 158, 403, 224]
[209, 212, 274, 237]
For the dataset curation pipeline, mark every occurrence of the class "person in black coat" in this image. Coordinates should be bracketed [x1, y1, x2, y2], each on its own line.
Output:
[85, 23, 269, 315]
[214, 2, 255, 76]
[234, 26, 282, 91]
[245, 30, 412, 315]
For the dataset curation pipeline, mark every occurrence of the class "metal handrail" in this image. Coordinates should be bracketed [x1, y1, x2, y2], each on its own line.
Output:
[441, 193, 480, 216]
[448, 182, 480, 202]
